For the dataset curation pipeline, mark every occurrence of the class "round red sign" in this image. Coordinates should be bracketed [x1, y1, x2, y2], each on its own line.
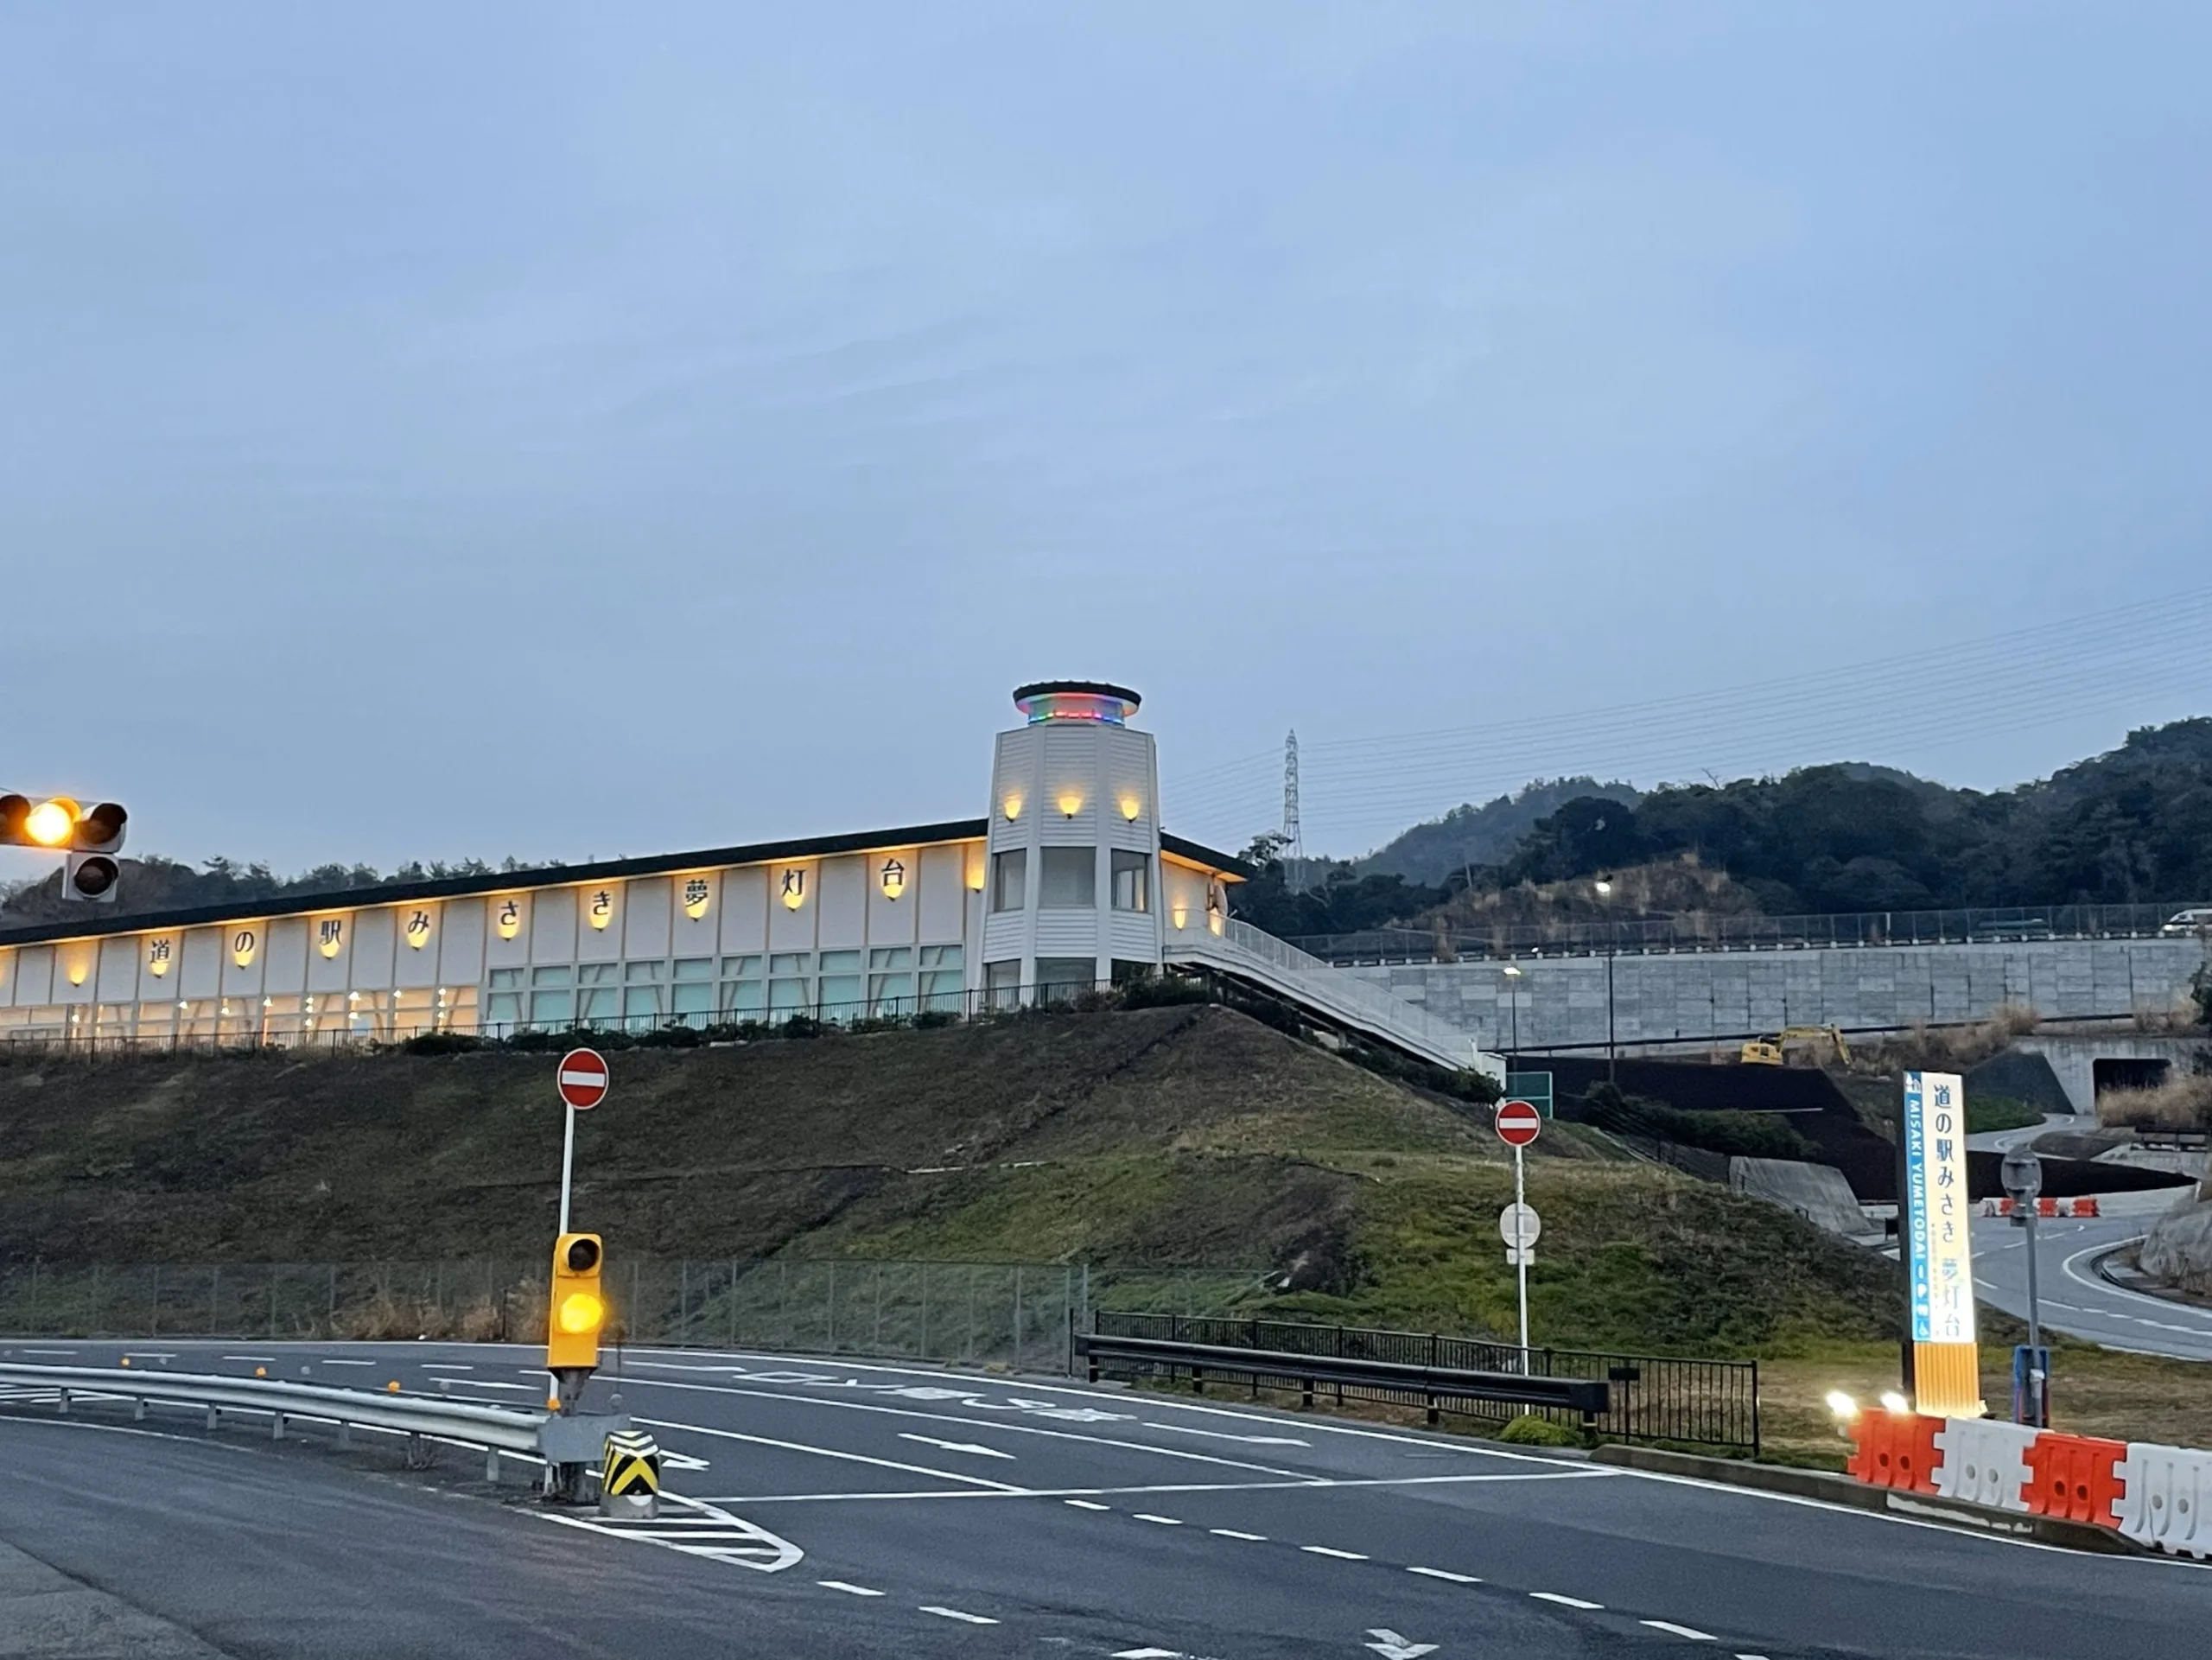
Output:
[1494, 1098, 1542, 1148]
[556, 1047, 610, 1111]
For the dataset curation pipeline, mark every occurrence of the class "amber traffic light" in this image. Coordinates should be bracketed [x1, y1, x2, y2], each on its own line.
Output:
[547, 1232, 606, 1371]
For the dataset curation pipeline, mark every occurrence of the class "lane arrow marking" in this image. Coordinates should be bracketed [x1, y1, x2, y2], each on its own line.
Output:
[897, 1433, 1015, 1460]
[1366, 1631, 1438, 1658]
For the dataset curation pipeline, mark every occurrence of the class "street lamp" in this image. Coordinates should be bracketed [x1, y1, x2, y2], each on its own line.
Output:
[2001, 1147, 2048, 1428]
[1500, 962, 1523, 1056]
[1593, 878, 1618, 1084]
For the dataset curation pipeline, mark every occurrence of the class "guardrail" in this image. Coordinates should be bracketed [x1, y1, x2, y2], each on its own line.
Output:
[1090, 1313, 1760, 1453]
[0, 1361, 618, 1483]
[1290, 900, 2212, 964]
[1077, 1331, 1609, 1421]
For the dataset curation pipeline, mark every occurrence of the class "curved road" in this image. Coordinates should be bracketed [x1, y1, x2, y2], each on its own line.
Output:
[1971, 1207, 2212, 1362]
[2, 1338, 2208, 1658]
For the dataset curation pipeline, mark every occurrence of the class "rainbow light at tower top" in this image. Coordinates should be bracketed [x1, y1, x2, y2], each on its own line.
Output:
[1012, 680, 1141, 726]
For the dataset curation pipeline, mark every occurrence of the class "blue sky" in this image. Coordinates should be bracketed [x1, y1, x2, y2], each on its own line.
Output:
[3, 2, 2208, 880]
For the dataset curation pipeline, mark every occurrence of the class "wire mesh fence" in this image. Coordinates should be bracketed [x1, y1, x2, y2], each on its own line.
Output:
[0, 1258, 1269, 1378]
[1090, 1312, 1760, 1455]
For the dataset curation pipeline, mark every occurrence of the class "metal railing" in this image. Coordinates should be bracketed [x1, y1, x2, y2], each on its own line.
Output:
[0, 1360, 571, 1476]
[1165, 915, 1495, 1073]
[1091, 1313, 1760, 1455]
[1077, 1330, 1609, 1418]
[1289, 901, 2212, 964]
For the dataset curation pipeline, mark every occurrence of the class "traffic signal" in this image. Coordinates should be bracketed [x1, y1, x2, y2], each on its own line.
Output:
[547, 1232, 606, 1371]
[1, 796, 129, 903]
[64, 800, 128, 905]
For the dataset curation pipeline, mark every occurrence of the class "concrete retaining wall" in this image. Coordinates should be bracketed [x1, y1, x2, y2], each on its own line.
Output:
[1355, 937, 2209, 1053]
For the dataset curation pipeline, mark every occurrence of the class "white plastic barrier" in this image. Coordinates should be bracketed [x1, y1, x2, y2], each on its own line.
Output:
[2114, 1443, 2212, 1559]
[1932, 1417, 2037, 1511]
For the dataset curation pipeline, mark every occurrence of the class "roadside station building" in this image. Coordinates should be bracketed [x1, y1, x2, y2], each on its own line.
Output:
[0, 684, 1497, 1078]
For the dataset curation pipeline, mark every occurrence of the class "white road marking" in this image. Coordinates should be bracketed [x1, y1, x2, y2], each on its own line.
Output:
[1530, 1592, 1604, 1610]
[1210, 1528, 1268, 1542]
[898, 1433, 1015, 1460]
[20, 1349, 77, 1357]
[817, 1580, 884, 1597]
[634, 1416, 1028, 1492]
[1643, 1620, 1717, 1640]
[122, 1352, 175, 1360]
[1407, 1567, 1481, 1584]
[221, 1356, 276, 1364]
[420, 1364, 474, 1372]
[435, 1379, 538, 1392]
[1300, 1545, 1368, 1561]
[1144, 1422, 1310, 1447]
[320, 1358, 377, 1367]
[1365, 1631, 1437, 1659]
[919, 1606, 998, 1625]
[1112, 1649, 1185, 1658]
[1134, 1513, 1185, 1526]
[539, 1495, 802, 1573]
[615, 1345, 1581, 1466]
[701, 1469, 1606, 1504]
[1065, 1499, 1112, 1511]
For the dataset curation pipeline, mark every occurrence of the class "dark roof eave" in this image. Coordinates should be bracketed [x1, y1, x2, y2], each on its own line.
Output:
[1160, 831, 1254, 881]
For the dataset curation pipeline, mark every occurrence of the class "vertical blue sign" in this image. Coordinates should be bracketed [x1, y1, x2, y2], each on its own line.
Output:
[1903, 1068, 1975, 1344]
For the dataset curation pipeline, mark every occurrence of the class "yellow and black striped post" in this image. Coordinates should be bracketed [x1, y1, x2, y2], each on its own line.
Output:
[598, 1429, 661, 1518]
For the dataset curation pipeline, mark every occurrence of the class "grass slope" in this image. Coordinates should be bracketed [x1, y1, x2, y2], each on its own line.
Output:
[0, 1007, 1894, 1356]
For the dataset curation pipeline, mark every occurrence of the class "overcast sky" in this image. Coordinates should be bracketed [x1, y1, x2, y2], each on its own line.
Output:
[3, 2, 2208, 884]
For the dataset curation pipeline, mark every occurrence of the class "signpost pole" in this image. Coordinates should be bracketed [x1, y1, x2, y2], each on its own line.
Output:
[1514, 1142, 1529, 1369]
[558, 1103, 578, 1237]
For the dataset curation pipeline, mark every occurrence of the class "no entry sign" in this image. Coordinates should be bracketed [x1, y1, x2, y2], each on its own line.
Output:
[556, 1048, 610, 1111]
[1494, 1098, 1542, 1148]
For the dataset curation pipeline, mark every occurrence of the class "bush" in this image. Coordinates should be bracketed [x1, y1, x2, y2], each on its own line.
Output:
[912, 1009, 958, 1029]
[1579, 1082, 1821, 1161]
[1966, 1094, 2044, 1135]
[1496, 1414, 1583, 1447]
[2194, 958, 2212, 1029]
[1122, 973, 1216, 1011]
[401, 1032, 483, 1056]
[632, 1022, 702, 1048]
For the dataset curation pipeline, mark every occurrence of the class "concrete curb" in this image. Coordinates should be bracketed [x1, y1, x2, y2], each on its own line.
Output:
[1591, 1443, 2148, 1555]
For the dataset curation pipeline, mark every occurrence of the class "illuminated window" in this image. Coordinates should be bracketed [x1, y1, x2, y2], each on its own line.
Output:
[990, 849, 1027, 913]
[1038, 847, 1096, 908]
[1110, 851, 1150, 913]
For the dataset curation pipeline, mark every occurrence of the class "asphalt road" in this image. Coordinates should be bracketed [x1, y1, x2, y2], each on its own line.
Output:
[1, 1339, 2208, 1659]
[1971, 1208, 2212, 1362]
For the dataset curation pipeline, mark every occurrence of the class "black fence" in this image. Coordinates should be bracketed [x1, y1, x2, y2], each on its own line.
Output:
[1290, 900, 2212, 964]
[1092, 1312, 1759, 1456]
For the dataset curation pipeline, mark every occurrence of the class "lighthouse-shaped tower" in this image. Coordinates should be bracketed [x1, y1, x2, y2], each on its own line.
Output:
[976, 681, 1161, 1006]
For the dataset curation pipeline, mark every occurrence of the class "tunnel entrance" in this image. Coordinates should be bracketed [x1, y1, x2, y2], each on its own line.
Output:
[2093, 1056, 2171, 1097]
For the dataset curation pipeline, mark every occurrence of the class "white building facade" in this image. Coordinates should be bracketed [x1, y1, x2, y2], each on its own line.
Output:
[0, 683, 1246, 1049]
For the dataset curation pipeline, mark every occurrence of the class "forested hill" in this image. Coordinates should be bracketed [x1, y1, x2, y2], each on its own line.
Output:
[1231, 718, 2212, 938]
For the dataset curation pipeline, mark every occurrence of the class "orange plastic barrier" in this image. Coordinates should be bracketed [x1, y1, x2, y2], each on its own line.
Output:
[1847, 1411, 1942, 1493]
[2024, 1433, 2127, 1526]
[2071, 1197, 2101, 1218]
[2037, 1197, 2060, 1217]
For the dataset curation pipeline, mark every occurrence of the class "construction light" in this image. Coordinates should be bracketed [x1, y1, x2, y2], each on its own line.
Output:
[1824, 1390, 1859, 1420]
[547, 1232, 606, 1372]
[1879, 1390, 1911, 1415]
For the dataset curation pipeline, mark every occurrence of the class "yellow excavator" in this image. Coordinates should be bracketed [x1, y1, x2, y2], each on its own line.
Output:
[1741, 1026, 1852, 1066]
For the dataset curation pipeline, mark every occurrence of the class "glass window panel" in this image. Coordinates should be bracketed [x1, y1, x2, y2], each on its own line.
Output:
[530, 989, 575, 1024]
[673, 957, 713, 982]
[1038, 847, 1095, 907]
[580, 986, 619, 1022]
[720, 954, 762, 977]
[531, 966, 573, 987]
[487, 992, 522, 1027]
[488, 967, 524, 989]
[918, 944, 963, 970]
[868, 972, 914, 1014]
[770, 952, 810, 976]
[769, 978, 810, 1013]
[819, 970, 862, 1019]
[990, 849, 1026, 913]
[624, 961, 664, 983]
[1110, 850, 1150, 913]
[819, 950, 861, 973]
[1034, 957, 1095, 1002]
[983, 959, 1021, 1010]
[578, 963, 618, 985]
[918, 970, 964, 1013]
[868, 946, 912, 970]
[623, 984, 661, 1023]
[721, 980, 766, 1017]
[671, 981, 713, 1025]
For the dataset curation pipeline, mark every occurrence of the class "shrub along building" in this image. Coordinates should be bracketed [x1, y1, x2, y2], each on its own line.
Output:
[0, 684, 1500, 1081]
